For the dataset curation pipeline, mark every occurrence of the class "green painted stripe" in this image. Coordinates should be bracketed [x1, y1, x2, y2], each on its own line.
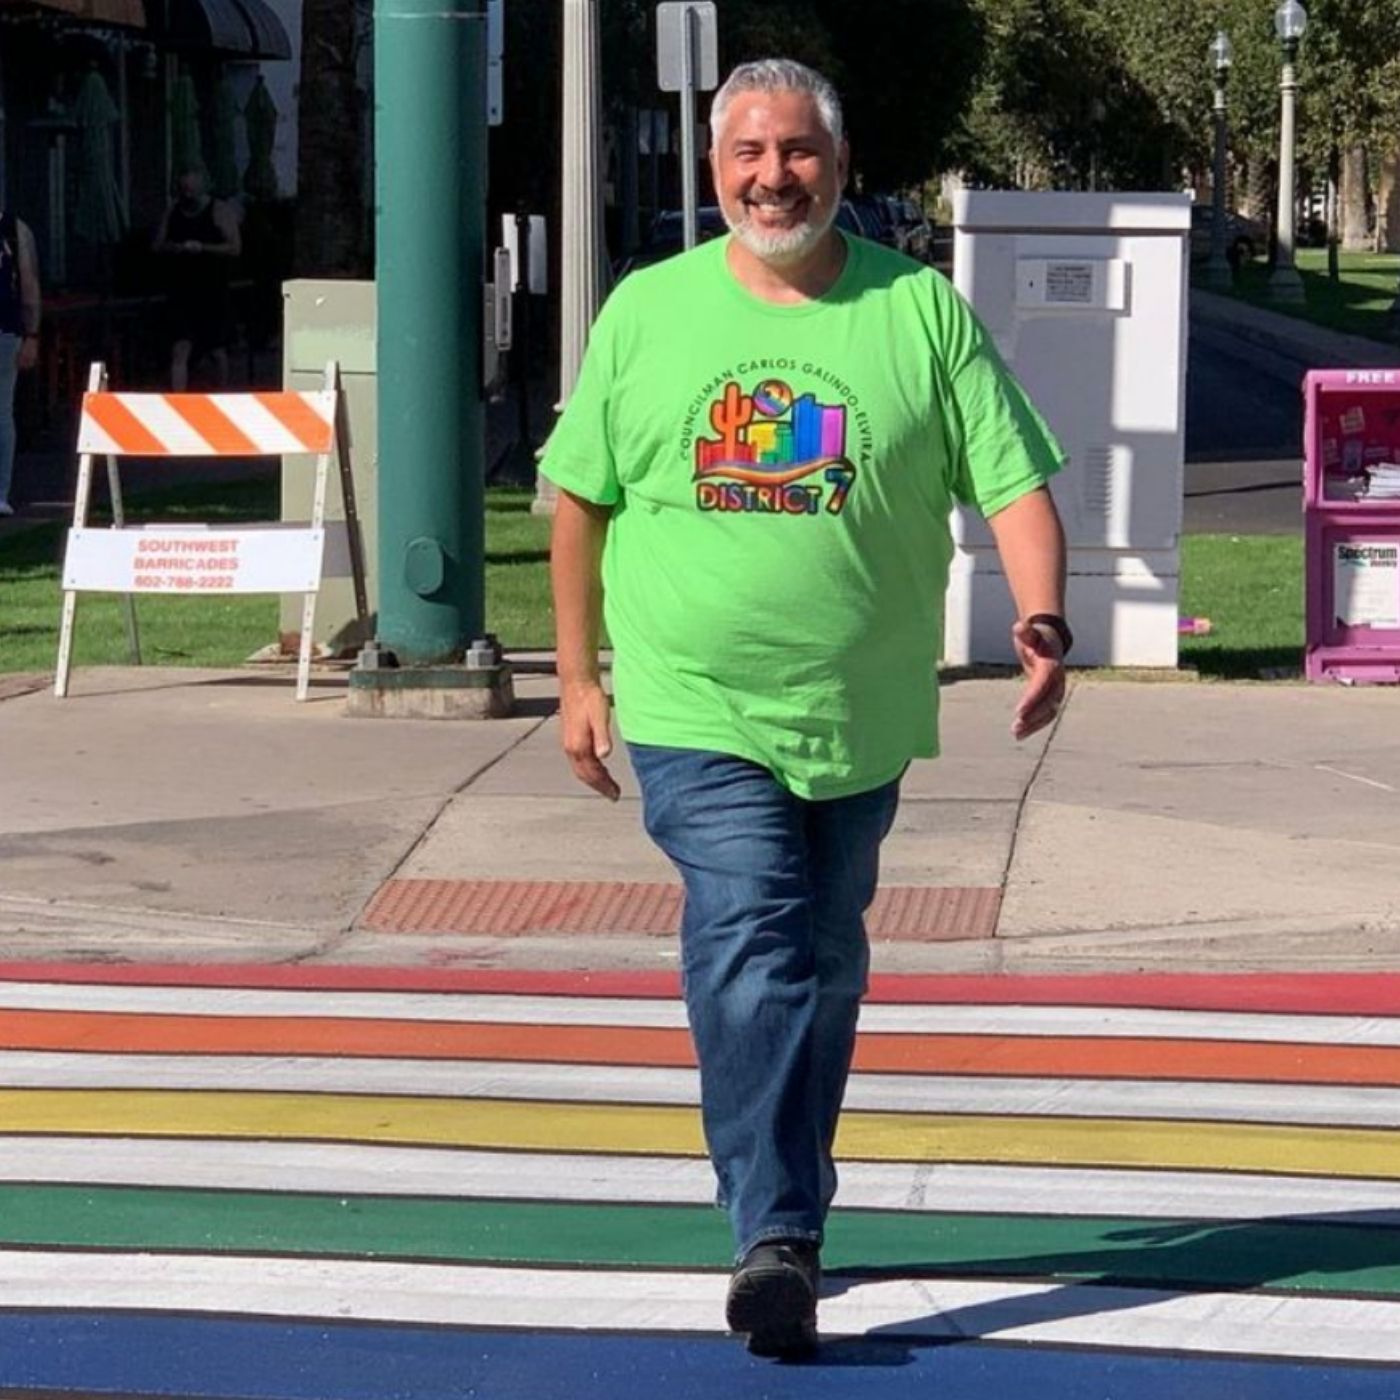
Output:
[4, 1185, 1400, 1296]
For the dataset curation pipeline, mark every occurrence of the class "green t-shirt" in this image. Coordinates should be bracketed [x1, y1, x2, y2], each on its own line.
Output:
[542, 234, 1063, 800]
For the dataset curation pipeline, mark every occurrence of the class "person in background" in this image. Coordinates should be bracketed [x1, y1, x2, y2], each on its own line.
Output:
[153, 168, 241, 391]
[0, 206, 41, 517]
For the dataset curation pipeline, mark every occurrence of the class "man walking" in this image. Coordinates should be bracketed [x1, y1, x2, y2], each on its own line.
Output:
[544, 58, 1070, 1358]
[0, 206, 41, 516]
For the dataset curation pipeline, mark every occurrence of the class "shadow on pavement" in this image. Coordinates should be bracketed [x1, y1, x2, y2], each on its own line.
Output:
[805, 1210, 1400, 1367]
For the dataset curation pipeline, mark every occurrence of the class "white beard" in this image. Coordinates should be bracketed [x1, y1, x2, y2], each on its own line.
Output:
[724, 195, 838, 267]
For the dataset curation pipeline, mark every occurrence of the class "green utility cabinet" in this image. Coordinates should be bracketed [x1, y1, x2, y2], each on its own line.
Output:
[280, 279, 378, 655]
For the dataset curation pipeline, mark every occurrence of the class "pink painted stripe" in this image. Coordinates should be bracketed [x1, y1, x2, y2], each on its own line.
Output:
[4, 962, 1400, 1014]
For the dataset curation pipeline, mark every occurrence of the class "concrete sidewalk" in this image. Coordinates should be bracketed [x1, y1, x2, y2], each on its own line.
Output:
[4, 293, 1398, 975]
[2, 663, 1397, 973]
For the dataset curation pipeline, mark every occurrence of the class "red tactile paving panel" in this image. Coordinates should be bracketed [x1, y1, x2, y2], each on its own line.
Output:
[361, 879, 999, 941]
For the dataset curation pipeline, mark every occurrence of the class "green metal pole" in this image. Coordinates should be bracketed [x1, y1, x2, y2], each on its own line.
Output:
[375, 0, 486, 663]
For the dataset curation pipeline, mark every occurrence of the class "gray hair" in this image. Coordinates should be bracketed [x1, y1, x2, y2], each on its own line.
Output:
[710, 59, 844, 150]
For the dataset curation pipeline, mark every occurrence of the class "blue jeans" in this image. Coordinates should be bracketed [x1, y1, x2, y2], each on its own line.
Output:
[0, 333, 18, 507]
[628, 743, 902, 1260]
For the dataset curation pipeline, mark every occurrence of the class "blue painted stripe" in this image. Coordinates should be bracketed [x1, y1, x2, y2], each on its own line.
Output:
[4, 1313, 1400, 1400]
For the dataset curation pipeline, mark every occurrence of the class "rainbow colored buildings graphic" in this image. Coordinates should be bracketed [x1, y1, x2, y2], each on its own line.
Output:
[692, 378, 857, 515]
[695, 379, 846, 476]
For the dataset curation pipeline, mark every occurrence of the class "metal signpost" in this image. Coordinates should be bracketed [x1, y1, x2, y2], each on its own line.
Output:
[656, 1, 717, 249]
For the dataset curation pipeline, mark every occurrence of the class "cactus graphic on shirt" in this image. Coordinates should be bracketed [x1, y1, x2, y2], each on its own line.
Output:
[708, 382, 756, 460]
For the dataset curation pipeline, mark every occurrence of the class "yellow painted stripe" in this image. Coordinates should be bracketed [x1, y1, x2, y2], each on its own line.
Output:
[0, 1090, 706, 1156]
[6, 1089, 1400, 1179]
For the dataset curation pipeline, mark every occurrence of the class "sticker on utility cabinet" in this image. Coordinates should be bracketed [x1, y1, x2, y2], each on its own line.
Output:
[1334, 541, 1400, 627]
[1016, 258, 1128, 312]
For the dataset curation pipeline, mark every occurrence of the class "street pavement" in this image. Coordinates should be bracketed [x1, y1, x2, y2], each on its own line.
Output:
[6, 960, 1400, 1397]
[3, 290, 1400, 1396]
[1184, 330, 1302, 535]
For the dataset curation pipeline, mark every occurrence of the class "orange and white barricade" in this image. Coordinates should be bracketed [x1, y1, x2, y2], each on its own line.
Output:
[56, 361, 368, 701]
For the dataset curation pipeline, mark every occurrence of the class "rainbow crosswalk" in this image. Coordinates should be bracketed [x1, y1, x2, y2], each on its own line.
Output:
[5, 963, 1400, 1398]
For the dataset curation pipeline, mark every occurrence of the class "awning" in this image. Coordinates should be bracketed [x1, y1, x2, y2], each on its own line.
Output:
[231, 0, 288, 59]
[146, 0, 290, 58]
[0, 0, 145, 28]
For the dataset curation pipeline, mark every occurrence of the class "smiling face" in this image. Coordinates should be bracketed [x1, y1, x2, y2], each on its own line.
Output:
[710, 87, 848, 268]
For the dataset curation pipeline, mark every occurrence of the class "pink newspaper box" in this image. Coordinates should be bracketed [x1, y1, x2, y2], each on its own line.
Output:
[1305, 368, 1400, 683]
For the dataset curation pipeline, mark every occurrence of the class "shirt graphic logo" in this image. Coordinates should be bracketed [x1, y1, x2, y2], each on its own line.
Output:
[693, 378, 857, 516]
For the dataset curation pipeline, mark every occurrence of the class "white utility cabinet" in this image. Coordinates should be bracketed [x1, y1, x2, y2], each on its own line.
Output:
[947, 191, 1192, 668]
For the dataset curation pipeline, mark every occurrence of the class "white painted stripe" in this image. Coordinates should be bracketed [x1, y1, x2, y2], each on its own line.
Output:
[3, 1252, 1399, 1362]
[5, 983, 1400, 1045]
[113, 394, 214, 455]
[1315, 764, 1396, 793]
[7, 1138, 1400, 1224]
[213, 395, 307, 455]
[7, 1053, 1400, 1128]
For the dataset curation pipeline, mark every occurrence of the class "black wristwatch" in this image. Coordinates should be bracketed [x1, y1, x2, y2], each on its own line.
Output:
[1026, 613, 1073, 657]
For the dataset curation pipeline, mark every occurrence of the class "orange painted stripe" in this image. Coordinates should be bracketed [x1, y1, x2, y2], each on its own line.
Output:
[0, 1011, 696, 1067]
[855, 1035, 1399, 1086]
[168, 395, 260, 456]
[7, 1011, 1400, 1087]
[81, 394, 167, 456]
[253, 392, 334, 452]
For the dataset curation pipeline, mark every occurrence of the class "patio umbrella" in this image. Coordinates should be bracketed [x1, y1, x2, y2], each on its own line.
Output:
[209, 74, 239, 199]
[71, 66, 125, 246]
[242, 74, 279, 201]
[169, 69, 205, 186]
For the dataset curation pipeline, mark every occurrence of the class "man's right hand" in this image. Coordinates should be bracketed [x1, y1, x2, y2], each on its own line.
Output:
[559, 678, 620, 801]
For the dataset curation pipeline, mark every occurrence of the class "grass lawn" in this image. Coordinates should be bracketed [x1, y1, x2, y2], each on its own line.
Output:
[1219, 247, 1400, 344]
[479, 489, 554, 649]
[1, 477, 1303, 681]
[1178, 533, 1303, 680]
[0, 482, 555, 674]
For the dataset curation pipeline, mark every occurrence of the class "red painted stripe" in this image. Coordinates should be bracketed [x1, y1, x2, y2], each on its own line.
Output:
[3, 963, 1400, 1015]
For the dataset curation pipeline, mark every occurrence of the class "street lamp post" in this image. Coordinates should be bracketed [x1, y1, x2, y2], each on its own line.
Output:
[1269, 0, 1308, 303]
[1205, 31, 1234, 290]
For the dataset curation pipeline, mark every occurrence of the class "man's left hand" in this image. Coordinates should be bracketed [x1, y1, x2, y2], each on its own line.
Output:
[1010, 618, 1066, 740]
[16, 337, 37, 372]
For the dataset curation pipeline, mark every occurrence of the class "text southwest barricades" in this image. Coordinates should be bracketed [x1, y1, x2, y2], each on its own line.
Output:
[56, 362, 368, 701]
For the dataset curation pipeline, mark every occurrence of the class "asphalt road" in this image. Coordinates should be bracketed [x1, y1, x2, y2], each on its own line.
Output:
[1183, 325, 1304, 536]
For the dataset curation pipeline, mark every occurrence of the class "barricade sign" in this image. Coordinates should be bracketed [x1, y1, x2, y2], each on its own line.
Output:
[55, 362, 368, 701]
[1304, 368, 1400, 684]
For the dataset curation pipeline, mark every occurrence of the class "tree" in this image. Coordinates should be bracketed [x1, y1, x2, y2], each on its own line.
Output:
[294, 0, 371, 276]
[810, 0, 983, 189]
[951, 0, 1186, 190]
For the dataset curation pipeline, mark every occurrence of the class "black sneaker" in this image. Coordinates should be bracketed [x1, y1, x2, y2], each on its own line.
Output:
[725, 1239, 820, 1358]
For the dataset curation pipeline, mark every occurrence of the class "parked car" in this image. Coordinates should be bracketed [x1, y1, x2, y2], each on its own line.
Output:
[847, 193, 899, 249]
[835, 198, 870, 238]
[890, 197, 934, 262]
[1190, 204, 1266, 267]
[614, 205, 729, 279]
